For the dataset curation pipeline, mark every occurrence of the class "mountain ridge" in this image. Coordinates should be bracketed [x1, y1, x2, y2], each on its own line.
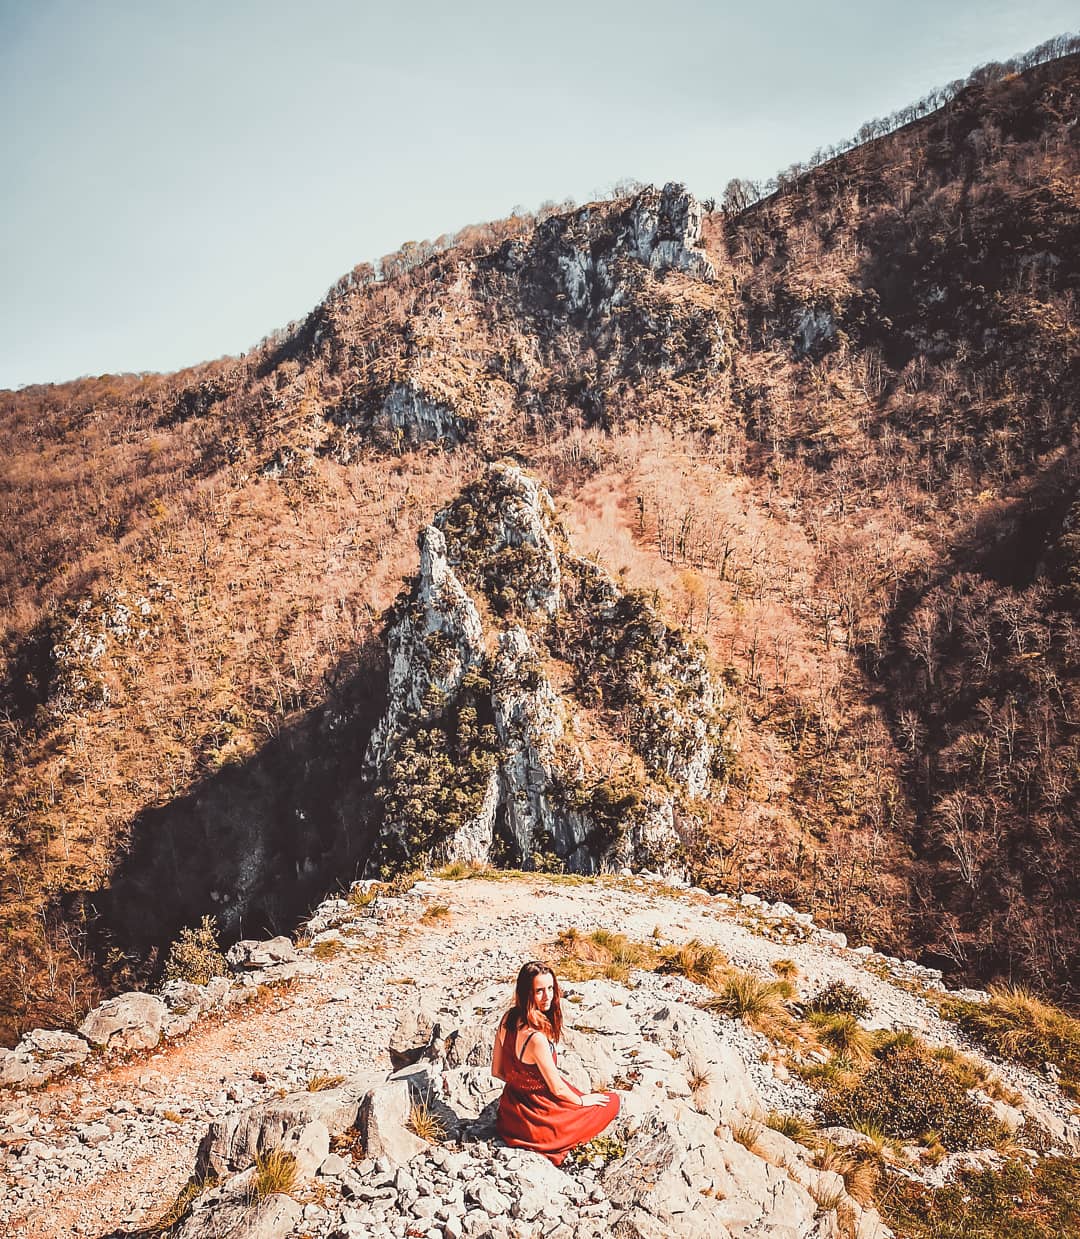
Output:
[0, 49, 1079, 1047]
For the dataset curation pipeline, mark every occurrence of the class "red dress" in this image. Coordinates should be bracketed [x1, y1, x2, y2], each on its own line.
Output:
[496, 1029, 620, 1166]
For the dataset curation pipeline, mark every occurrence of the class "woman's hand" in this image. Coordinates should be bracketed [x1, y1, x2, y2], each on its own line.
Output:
[579, 1092, 610, 1107]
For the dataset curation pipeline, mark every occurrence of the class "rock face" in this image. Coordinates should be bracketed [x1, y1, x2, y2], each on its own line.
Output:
[517, 182, 717, 321]
[377, 381, 469, 447]
[364, 463, 729, 876]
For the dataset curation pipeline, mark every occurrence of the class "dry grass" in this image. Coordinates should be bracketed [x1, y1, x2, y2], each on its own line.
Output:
[948, 985, 1080, 1099]
[419, 902, 451, 925]
[765, 1110, 820, 1147]
[688, 1067, 714, 1100]
[554, 927, 659, 981]
[810, 1013, 874, 1064]
[435, 861, 490, 880]
[771, 958, 800, 981]
[407, 1100, 447, 1143]
[312, 938, 345, 960]
[137, 1176, 215, 1233]
[346, 883, 381, 910]
[248, 1148, 298, 1200]
[731, 1116, 764, 1153]
[658, 938, 728, 987]
[812, 1142, 881, 1206]
[705, 971, 790, 1034]
[306, 1072, 345, 1092]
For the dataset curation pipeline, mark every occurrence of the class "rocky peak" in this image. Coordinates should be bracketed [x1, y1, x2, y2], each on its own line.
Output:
[505, 182, 717, 321]
[363, 464, 728, 877]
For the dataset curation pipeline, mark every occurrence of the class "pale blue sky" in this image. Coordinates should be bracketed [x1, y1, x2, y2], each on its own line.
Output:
[1, 0, 1076, 389]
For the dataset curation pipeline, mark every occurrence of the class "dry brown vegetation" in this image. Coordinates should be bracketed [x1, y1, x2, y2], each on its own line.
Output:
[1, 49, 1078, 1043]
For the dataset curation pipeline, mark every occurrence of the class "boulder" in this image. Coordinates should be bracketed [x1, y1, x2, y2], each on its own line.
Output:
[198, 1074, 379, 1177]
[160, 980, 208, 1039]
[172, 1174, 302, 1239]
[226, 936, 294, 976]
[0, 1028, 90, 1086]
[78, 992, 167, 1051]
[389, 992, 445, 1070]
[358, 1080, 428, 1164]
[643, 1002, 760, 1122]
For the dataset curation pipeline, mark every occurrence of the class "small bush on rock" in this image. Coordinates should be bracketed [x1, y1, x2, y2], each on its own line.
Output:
[880, 1156, 1080, 1239]
[809, 981, 872, 1019]
[162, 915, 228, 986]
[568, 1130, 627, 1167]
[818, 1042, 1006, 1151]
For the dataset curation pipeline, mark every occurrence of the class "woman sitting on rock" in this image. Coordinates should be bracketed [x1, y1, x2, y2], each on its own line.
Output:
[491, 960, 620, 1166]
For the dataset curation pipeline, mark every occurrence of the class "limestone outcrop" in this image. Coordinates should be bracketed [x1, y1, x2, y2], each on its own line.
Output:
[364, 463, 729, 876]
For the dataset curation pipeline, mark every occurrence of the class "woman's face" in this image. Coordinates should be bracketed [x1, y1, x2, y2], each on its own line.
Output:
[530, 971, 555, 1014]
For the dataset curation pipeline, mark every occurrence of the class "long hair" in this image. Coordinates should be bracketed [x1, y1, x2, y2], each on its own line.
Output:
[503, 960, 563, 1043]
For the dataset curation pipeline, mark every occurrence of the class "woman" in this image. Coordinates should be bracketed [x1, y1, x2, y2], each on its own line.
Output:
[491, 961, 620, 1166]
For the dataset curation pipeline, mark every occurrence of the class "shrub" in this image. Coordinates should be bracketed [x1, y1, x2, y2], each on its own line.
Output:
[879, 1156, 1080, 1239]
[808, 981, 872, 1019]
[568, 1130, 627, 1167]
[818, 1042, 1006, 1151]
[162, 916, 228, 986]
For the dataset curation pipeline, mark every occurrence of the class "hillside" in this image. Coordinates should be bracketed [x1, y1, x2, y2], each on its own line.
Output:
[0, 49, 1079, 1047]
[3, 871, 1079, 1239]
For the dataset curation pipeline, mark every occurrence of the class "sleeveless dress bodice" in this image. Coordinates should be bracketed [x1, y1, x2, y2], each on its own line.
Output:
[496, 1025, 620, 1166]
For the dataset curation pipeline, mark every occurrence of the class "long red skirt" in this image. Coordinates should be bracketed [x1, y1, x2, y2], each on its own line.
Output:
[496, 1042, 620, 1166]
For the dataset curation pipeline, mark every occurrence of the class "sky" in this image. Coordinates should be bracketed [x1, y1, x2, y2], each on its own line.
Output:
[1, 0, 1076, 389]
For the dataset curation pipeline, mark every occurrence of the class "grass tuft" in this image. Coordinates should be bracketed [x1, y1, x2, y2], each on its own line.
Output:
[811, 1012, 874, 1063]
[731, 1116, 764, 1152]
[306, 1072, 345, 1092]
[766, 1110, 820, 1146]
[658, 938, 728, 986]
[407, 1100, 447, 1143]
[706, 971, 789, 1034]
[248, 1149, 298, 1200]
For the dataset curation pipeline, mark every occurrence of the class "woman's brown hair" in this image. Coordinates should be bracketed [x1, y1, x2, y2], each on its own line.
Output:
[503, 960, 563, 1042]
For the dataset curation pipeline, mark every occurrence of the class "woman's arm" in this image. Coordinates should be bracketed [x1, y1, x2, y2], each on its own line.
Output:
[526, 1037, 609, 1106]
[527, 1035, 581, 1104]
[490, 1021, 508, 1082]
